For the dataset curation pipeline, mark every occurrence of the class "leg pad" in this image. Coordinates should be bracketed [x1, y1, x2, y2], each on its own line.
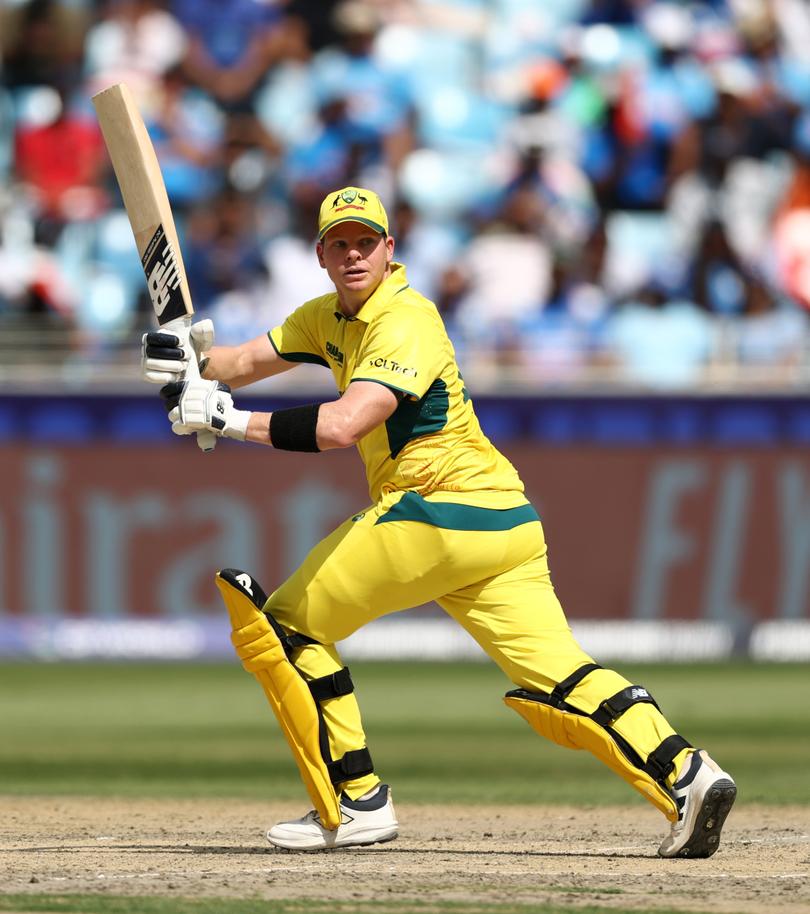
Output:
[216, 568, 372, 830]
[506, 668, 687, 823]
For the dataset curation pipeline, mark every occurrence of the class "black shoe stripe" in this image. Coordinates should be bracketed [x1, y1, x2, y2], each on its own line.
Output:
[673, 750, 703, 790]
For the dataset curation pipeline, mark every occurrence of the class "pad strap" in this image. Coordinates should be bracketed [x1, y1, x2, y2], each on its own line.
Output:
[282, 630, 318, 654]
[644, 734, 692, 782]
[258, 610, 318, 658]
[591, 685, 661, 727]
[308, 667, 355, 702]
[549, 663, 602, 707]
[509, 680, 690, 787]
[327, 747, 374, 784]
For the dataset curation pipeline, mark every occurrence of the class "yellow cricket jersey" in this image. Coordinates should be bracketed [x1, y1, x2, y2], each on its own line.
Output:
[268, 264, 526, 506]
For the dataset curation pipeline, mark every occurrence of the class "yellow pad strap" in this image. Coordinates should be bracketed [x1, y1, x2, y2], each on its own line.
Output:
[215, 571, 342, 830]
[505, 694, 679, 822]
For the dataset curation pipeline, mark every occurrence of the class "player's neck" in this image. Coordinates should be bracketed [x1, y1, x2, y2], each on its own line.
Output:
[336, 271, 390, 317]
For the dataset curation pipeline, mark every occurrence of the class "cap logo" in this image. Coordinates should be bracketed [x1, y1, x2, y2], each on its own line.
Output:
[332, 189, 369, 211]
[319, 186, 386, 237]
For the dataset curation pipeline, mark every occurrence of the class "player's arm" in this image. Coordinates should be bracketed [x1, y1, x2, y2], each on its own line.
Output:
[199, 333, 294, 389]
[143, 323, 294, 388]
[162, 378, 399, 449]
[249, 380, 399, 450]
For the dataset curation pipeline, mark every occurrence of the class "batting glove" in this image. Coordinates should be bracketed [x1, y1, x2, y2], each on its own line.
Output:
[142, 318, 215, 384]
[160, 378, 250, 441]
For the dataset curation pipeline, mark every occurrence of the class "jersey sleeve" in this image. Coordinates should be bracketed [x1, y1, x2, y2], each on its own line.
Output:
[268, 299, 329, 367]
[351, 306, 443, 399]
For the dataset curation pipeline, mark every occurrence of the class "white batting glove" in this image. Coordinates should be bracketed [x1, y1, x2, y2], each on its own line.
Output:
[141, 319, 216, 384]
[160, 379, 251, 441]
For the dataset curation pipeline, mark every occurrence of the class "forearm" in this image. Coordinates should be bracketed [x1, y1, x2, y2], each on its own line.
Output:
[200, 337, 291, 389]
[238, 382, 398, 451]
[199, 345, 255, 388]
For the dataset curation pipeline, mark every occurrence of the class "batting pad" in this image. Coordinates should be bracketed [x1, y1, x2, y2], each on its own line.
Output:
[505, 692, 679, 821]
[215, 569, 342, 830]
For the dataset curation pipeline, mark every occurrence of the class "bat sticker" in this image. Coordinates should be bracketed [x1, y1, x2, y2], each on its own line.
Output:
[141, 224, 185, 325]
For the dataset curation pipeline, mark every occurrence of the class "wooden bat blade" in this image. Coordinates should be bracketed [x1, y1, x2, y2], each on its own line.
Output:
[92, 82, 193, 327]
[93, 82, 216, 453]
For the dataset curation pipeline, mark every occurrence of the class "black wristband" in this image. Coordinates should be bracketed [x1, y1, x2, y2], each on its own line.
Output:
[269, 403, 321, 452]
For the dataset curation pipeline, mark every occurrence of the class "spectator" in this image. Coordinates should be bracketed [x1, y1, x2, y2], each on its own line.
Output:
[13, 84, 106, 232]
[146, 66, 225, 209]
[688, 218, 750, 315]
[309, 1, 414, 184]
[84, 0, 188, 106]
[261, 186, 334, 329]
[171, 0, 307, 112]
[286, 0, 343, 53]
[453, 186, 552, 349]
[772, 115, 810, 310]
[389, 198, 463, 304]
[2, 0, 810, 388]
[182, 187, 268, 318]
[605, 283, 716, 389]
[734, 278, 808, 372]
[2, 0, 86, 93]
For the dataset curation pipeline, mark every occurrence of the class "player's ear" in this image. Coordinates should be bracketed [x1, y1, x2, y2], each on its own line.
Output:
[385, 234, 395, 262]
[316, 241, 326, 268]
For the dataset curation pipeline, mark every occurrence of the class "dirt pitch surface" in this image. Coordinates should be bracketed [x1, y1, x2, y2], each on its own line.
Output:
[1, 798, 808, 913]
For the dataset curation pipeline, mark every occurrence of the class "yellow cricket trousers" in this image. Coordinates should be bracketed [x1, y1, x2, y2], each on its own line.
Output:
[266, 490, 689, 803]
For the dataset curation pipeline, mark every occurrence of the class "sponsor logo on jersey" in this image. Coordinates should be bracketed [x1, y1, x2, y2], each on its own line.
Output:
[368, 357, 417, 378]
[326, 341, 345, 365]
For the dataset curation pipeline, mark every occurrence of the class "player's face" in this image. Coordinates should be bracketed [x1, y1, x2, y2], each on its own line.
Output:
[318, 221, 394, 315]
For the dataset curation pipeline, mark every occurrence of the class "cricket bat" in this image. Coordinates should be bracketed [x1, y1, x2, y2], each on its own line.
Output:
[92, 82, 215, 452]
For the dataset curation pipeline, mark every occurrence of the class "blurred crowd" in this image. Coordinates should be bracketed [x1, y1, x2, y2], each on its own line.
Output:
[2, 0, 810, 390]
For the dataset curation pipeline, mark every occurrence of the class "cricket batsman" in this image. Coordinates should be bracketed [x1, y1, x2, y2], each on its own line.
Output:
[142, 187, 737, 856]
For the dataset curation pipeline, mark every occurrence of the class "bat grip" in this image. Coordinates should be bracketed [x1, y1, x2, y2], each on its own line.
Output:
[186, 339, 217, 453]
[163, 315, 216, 453]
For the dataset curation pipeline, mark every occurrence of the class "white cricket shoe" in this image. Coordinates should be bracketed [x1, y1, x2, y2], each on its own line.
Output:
[267, 784, 398, 850]
[658, 749, 736, 858]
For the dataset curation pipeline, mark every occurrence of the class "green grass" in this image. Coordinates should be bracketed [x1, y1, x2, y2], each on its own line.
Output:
[0, 661, 807, 806]
[0, 895, 717, 914]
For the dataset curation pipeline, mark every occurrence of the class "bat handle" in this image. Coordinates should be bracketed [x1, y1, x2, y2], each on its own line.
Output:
[163, 315, 217, 453]
[186, 333, 217, 453]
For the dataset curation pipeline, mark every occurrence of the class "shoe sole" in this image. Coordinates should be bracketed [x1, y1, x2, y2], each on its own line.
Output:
[268, 829, 399, 852]
[668, 779, 737, 859]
